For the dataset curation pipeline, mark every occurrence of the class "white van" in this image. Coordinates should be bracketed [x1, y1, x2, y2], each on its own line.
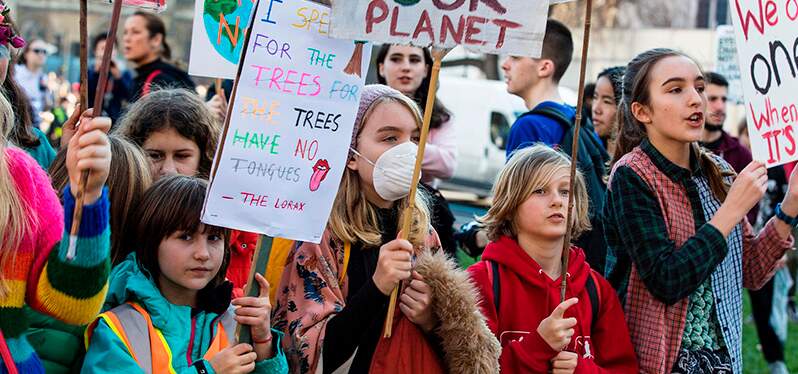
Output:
[437, 76, 577, 196]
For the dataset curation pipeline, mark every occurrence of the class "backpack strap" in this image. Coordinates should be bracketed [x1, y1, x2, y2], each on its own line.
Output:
[485, 260, 501, 313]
[339, 241, 351, 288]
[585, 271, 601, 328]
[142, 69, 162, 97]
[524, 106, 578, 134]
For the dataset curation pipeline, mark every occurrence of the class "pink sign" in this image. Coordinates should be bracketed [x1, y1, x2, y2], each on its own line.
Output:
[101, 0, 166, 11]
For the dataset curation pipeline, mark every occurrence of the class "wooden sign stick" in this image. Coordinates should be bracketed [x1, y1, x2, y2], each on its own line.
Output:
[80, 0, 88, 114]
[236, 235, 274, 344]
[384, 47, 450, 338]
[560, 0, 594, 302]
[67, 0, 123, 261]
[215, 78, 226, 102]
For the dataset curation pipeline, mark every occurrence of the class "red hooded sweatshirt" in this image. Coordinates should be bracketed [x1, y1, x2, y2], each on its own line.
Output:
[468, 236, 638, 373]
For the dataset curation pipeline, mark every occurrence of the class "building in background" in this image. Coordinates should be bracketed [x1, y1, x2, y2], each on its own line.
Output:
[9, 0, 196, 83]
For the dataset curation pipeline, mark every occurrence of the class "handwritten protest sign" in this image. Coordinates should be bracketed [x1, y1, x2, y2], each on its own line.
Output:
[731, 0, 798, 167]
[715, 25, 744, 105]
[189, 0, 256, 79]
[330, 0, 550, 57]
[202, 0, 371, 243]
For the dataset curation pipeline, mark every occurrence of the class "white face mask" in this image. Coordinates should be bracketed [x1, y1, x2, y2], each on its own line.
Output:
[350, 141, 419, 201]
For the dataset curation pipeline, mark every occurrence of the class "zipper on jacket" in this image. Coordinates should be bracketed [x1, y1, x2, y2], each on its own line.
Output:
[187, 316, 197, 365]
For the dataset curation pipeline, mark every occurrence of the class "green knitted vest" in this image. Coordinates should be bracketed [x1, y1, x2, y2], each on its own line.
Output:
[681, 279, 726, 350]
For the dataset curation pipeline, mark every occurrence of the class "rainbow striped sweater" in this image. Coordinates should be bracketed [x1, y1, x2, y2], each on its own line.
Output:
[0, 148, 110, 374]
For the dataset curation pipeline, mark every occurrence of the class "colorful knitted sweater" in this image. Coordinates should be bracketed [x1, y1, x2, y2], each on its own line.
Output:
[0, 147, 110, 374]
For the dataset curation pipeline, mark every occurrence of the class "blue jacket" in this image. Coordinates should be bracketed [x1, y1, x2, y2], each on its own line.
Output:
[82, 256, 288, 373]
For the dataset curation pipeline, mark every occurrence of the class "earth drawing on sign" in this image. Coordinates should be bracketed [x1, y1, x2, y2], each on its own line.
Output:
[203, 0, 254, 64]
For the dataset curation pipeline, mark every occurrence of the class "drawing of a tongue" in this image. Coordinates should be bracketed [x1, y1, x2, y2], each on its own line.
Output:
[310, 159, 330, 192]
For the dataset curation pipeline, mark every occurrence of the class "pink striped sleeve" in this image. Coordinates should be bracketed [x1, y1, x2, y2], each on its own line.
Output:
[742, 217, 794, 290]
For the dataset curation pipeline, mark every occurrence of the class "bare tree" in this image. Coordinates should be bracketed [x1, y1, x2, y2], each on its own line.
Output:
[550, 0, 700, 29]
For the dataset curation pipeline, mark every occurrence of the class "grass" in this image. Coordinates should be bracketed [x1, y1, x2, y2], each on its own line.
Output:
[742, 291, 798, 373]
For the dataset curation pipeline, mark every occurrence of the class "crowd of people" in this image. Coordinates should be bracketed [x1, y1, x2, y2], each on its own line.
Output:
[1, 2, 797, 373]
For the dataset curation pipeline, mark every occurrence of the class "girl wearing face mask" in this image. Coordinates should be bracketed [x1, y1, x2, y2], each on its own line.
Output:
[591, 66, 624, 157]
[604, 48, 798, 374]
[122, 11, 195, 101]
[375, 44, 458, 256]
[274, 85, 499, 374]
[83, 176, 288, 373]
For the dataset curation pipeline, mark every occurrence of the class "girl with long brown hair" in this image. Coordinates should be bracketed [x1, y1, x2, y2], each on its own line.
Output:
[604, 48, 798, 373]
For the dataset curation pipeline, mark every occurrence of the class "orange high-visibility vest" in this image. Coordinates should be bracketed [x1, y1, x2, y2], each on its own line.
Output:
[85, 302, 235, 374]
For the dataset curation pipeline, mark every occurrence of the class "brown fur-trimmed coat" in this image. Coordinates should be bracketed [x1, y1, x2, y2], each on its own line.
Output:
[415, 248, 501, 373]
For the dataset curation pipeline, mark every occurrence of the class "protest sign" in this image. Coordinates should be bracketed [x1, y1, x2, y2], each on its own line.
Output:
[189, 0, 256, 79]
[330, 0, 551, 57]
[731, 0, 798, 167]
[100, 0, 167, 11]
[202, 0, 371, 244]
[715, 25, 744, 105]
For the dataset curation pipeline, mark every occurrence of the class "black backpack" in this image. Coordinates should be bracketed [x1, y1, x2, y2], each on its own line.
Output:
[486, 260, 601, 327]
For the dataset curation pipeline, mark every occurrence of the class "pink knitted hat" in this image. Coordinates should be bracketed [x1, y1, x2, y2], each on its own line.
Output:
[350, 84, 405, 152]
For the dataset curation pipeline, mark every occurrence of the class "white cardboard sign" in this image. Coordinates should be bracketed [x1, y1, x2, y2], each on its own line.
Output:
[202, 0, 371, 243]
[188, 0, 255, 79]
[330, 0, 550, 57]
[730, 0, 798, 167]
[714, 25, 744, 105]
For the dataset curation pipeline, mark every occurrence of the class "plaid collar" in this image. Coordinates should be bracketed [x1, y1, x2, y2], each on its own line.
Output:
[640, 138, 702, 183]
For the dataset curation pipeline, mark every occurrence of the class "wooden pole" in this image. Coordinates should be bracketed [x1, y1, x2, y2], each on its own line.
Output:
[67, 0, 123, 261]
[80, 0, 88, 113]
[383, 48, 450, 338]
[236, 235, 274, 344]
[560, 0, 594, 302]
[215, 78, 225, 100]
